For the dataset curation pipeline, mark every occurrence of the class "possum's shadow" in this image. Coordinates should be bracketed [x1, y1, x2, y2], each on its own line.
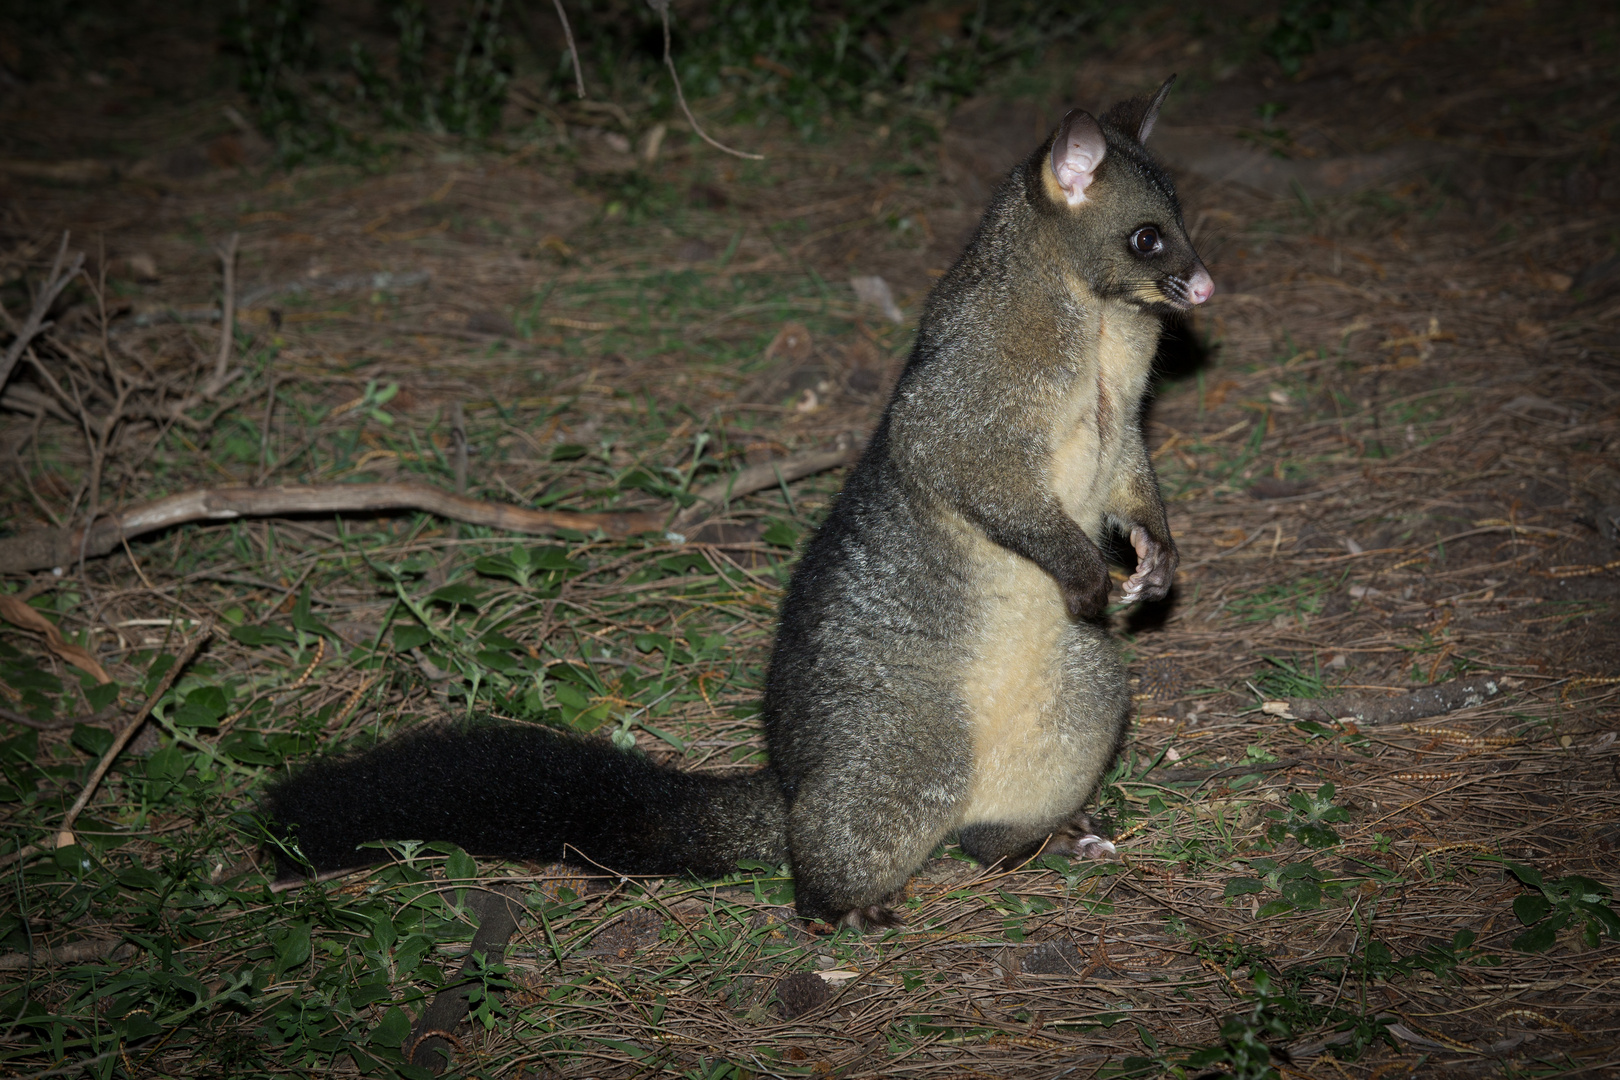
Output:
[1152, 314, 1216, 382]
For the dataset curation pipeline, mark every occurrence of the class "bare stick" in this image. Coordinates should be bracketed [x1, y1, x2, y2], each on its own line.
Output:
[651, 0, 763, 161]
[551, 0, 586, 99]
[0, 438, 857, 572]
[0, 938, 129, 970]
[0, 233, 85, 392]
[56, 623, 212, 843]
[210, 232, 240, 392]
[0, 624, 212, 869]
[0, 482, 672, 573]
[674, 443, 853, 527]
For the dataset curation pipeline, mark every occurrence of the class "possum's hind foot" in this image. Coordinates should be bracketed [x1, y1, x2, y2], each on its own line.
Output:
[1040, 814, 1121, 862]
[837, 903, 905, 931]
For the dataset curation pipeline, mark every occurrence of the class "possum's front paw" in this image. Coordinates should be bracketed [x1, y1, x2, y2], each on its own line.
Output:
[1121, 525, 1177, 604]
[1061, 560, 1113, 619]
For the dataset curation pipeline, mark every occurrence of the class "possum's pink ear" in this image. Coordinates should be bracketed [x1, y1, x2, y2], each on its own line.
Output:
[1050, 110, 1107, 206]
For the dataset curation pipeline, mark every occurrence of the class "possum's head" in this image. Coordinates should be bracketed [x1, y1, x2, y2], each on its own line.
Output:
[1037, 76, 1213, 312]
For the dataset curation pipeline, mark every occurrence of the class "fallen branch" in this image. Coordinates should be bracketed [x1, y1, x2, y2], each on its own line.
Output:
[1273, 675, 1508, 726]
[0, 233, 85, 391]
[0, 938, 131, 971]
[0, 483, 667, 574]
[0, 442, 858, 573]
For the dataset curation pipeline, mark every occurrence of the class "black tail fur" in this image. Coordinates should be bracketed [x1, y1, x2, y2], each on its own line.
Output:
[263, 723, 788, 879]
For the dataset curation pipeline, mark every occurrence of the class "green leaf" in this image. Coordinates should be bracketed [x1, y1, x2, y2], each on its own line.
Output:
[530, 546, 584, 572]
[143, 652, 177, 693]
[1511, 921, 1560, 953]
[171, 685, 229, 728]
[1294, 822, 1340, 848]
[145, 745, 187, 783]
[54, 843, 92, 875]
[1558, 876, 1609, 904]
[220, 732, 279, 766]
[1254, 899, 1295, 920]
[1581, 902, 1620, 939]
[473, 555, 525, 585]
[1280, 878, 1322, 909]
[274, 922, 312, 973]
[475, 650, 519, 673]
[429, 583, 483, 607]
[370, 910, 398, 951]
[445, 847, 477, 882]
[634, 633, 672, 655]
[1224, 878, 1266, 898]
[229, 623, 297, 646]
[71, 724, 115, 757]
[84, 682, 120, 711]
[553, 683, 591, 711]
[393, 625, 433, 650]
[121, 1014, 164, 1040]
[371, 1006, 411, 1048]
[1513, 894, 1553, 926]
[762, 519, 799, 548]
[1504, 861, 1544, 889]
[290, 585, 334, 637]
[118, 866, 163, 890]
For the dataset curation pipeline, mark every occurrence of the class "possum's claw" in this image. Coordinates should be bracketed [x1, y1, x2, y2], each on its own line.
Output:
[1121, 525, 1177, 604]
[1041, 814, 1122, 862]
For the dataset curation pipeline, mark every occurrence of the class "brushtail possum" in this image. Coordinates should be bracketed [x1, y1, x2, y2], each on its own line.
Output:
[265, 77, 1213, 928]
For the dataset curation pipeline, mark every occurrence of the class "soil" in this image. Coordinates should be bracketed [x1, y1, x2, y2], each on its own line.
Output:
[2, 2, 1617, 1077]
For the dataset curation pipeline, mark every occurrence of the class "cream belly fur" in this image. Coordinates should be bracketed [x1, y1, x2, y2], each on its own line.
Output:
[956, 296, 1157, 831]
[956, 534, 1101, 828]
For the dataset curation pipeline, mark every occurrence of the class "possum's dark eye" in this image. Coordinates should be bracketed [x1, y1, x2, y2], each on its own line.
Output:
[1130, 227, 1163, 255]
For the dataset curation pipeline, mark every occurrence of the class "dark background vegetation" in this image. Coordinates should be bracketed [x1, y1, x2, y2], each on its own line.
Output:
[1, 1, 1617, 1078]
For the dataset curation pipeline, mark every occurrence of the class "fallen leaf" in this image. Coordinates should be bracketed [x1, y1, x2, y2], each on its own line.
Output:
[0, 595, 112, 684]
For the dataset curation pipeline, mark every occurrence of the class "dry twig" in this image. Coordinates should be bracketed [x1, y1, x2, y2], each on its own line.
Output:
[0, 233, 84, 391]
[204, 232, 240, 396]
[0, 622, 211, 869]
[551, 0, 586, 99]
[648, 0, 763, 161]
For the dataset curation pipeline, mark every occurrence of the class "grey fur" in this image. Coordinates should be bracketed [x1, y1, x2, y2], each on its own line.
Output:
[764, 80, 1208, 924]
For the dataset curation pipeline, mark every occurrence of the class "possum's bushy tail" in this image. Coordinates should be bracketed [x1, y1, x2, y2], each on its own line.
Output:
[263, 723, 788, 879]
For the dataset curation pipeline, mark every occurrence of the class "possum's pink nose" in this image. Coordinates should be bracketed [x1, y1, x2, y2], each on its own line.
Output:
[1187, 264, 1214, 305]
